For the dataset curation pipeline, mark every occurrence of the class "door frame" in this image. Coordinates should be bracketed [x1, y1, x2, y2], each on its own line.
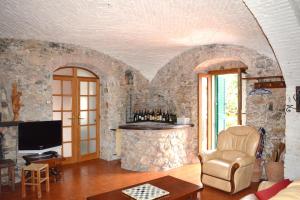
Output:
[198, 68, 246, 153]
[53, 67, 100, 164]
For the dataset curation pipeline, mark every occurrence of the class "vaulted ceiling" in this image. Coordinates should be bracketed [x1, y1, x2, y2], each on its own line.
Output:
[0, 0, 274, 80]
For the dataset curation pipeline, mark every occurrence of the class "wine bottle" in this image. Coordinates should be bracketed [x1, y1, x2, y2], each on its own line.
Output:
[158, 109, 161, 121]
[162, 112, 165, 122]
[133, 111, 137, 122]
[146, 109, 150, 121]
[169, 113, 173, 123]
[138, 110, 141, 121]
[141, 110, 145, 121]
[166, 111, 169, 122]
[151, 110, 154, 121]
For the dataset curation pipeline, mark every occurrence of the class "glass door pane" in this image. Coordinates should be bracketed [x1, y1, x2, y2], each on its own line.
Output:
[62, 80, 73, 158]
[52, 78, 73, 159]
[217, 74, 238, 129]
[79, 80, 98, 157]
[79, 81, 89, 156]
[214, 75, 226, 149]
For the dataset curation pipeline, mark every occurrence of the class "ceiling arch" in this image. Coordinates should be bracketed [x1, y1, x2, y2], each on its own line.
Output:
[0, 0, 274, 80]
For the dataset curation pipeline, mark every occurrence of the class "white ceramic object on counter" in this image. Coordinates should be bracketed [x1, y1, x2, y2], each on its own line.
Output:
[176, 117, 190, 125]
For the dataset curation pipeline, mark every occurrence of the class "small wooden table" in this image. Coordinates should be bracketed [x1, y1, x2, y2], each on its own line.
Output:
[87, 176, 202, 200]
[32, 156, 64, 182]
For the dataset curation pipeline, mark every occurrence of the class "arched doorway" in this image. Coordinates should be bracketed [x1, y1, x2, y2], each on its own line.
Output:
[52, 67, 100, 163]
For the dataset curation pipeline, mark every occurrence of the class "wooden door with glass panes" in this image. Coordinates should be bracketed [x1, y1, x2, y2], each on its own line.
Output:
[52, 67, 100, 164]
[77, 77, 99, 161]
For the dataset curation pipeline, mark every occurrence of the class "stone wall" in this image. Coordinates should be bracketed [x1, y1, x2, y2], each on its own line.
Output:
[246, 83, 286, 161]
[0, 39, 286, 180]
[121, 126, 195, 171]
[0, 38, 149, 166]
[140, 44, 285, 162]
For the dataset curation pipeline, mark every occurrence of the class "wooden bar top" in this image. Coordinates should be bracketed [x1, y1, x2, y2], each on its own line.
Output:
[118, 122, 194, 130]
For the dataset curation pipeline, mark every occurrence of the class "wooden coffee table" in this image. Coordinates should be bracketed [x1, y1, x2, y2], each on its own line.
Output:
[87, 176, 202, 200]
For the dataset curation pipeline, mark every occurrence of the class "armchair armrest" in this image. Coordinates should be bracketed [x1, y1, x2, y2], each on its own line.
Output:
[234, 156, 255, 167]
[198, 150, 221, 164]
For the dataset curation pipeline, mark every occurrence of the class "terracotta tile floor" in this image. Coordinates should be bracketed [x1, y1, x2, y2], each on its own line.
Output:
[0, 159, 258, 200]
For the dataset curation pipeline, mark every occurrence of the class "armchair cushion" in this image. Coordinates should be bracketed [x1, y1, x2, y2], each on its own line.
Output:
[218, 126, 260, 156]
[203, 159, 232, 180]
[221, 150, 247, 161]
[202, 155, 254, 181]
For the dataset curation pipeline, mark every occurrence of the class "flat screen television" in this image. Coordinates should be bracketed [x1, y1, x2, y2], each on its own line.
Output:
[18, 120, 62, 150]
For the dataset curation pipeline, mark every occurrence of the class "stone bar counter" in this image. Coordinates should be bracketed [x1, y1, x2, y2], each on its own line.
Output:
[119, 122, 194, 172]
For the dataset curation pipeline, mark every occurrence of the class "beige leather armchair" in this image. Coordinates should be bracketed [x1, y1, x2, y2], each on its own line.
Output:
[198, 125, 260, 194]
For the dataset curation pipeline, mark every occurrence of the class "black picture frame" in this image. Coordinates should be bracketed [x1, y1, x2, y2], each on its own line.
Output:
[296, 86, 300, 112]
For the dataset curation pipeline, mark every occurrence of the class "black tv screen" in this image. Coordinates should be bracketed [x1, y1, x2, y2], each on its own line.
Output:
[18, 120, 62, 150]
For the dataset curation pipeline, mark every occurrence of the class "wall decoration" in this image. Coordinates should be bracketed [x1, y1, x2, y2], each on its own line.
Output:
[286, 94, 296, 112]
[11, 82, 23, 121]
[296, 86, 300, 112]
[125, 70, 134, 122]
[249, 88, 272, 96]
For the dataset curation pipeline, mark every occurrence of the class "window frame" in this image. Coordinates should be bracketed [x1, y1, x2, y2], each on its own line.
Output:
[198, 68, 246, 152]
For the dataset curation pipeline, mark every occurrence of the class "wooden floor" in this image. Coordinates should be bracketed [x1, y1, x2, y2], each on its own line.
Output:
[0, 159, 258, 200]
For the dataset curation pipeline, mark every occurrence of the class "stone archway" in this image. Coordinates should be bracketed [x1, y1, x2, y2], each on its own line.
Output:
[195, 57, 248, 73]
[146, 44, 285, 163]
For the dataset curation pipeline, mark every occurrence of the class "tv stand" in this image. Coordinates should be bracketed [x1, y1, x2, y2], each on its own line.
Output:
[23, 154, 54, 164]
[22, 154, 64, 182]
[42, 151, 58, 157]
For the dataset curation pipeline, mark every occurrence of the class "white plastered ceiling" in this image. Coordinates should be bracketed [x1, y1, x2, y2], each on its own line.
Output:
[0, 0, 274, 80]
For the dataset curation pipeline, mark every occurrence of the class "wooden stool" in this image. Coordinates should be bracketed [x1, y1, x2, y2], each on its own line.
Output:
[0, 159, 15, 192]
[21, 163, 50, 199]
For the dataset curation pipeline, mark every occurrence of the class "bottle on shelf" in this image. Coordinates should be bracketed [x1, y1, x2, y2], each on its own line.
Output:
[158, 109, 162, 121]
[162, 111, 165, 122]
[138, 110, 142, 121]
[169, 113, 173, 123]
[131, 108, 176, 123]
[133, 111, 137, 122]
[151, 110, 154, 121]
[141, 110, 145, 121]
[165, 111, 169, 122]
[146, 110, 150, 121]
